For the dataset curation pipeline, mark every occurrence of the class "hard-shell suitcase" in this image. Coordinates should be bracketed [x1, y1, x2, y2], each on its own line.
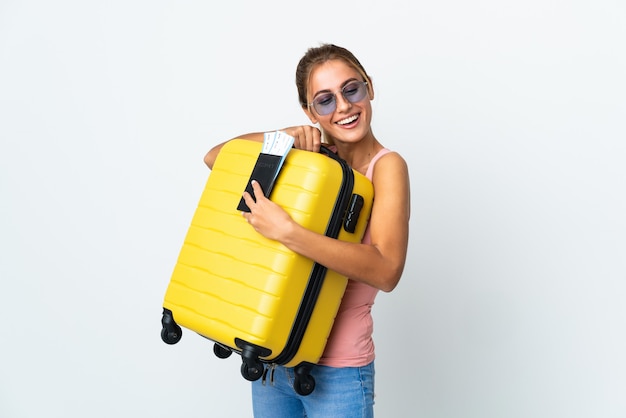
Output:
[160, 139, 373, 395]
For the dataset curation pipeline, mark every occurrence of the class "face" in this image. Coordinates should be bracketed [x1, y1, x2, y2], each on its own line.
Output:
[305, 59, 374, 145]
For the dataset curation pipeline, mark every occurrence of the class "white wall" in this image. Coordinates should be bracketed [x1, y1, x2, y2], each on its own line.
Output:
[1, 1, 624, 417]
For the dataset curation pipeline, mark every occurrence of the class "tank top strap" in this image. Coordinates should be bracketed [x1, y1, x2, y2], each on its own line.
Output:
[365, 148, 392, 180]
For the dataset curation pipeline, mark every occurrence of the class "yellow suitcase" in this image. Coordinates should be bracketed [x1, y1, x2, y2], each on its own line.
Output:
[160, 139, 373, 395]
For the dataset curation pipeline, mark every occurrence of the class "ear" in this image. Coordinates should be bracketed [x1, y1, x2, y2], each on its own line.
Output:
[367, 78, 375, 100]
[303, 105, 318, 124]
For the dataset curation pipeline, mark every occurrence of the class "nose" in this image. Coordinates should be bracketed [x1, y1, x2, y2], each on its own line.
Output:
[334, 92, 352, 113]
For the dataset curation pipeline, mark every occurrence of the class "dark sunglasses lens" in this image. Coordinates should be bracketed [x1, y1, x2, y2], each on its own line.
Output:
[343, 82, 368, 103]
[313, 94, 336, 115]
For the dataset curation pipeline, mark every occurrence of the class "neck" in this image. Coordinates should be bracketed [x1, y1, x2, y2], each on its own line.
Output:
[334, 135, 381, 175]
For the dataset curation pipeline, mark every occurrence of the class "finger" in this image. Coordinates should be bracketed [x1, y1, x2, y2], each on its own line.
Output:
[307, 126, 322, 152]
[241, 208, 251, 225]
[242, 190, 255, 209]
[250, 180, 265, 200]
[292, 129, 307, 150]
[298, 127, 320, 152]
[311, 136, 321, 153]
[288, 126, 321, 152]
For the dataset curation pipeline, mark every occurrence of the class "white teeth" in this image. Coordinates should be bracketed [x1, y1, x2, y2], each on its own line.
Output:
[337, 114, 359, 125]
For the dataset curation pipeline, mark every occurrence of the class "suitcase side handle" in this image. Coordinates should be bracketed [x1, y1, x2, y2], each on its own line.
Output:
[319, 146, 365, 234]
[343, 194, 365, 233]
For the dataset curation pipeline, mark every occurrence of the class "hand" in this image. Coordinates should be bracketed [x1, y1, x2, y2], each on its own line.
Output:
[242, 180, 294, 242]
[280, 126, 322, 152]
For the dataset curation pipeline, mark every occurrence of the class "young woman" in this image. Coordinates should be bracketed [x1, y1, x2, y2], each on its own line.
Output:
[204, 44, 410, 418]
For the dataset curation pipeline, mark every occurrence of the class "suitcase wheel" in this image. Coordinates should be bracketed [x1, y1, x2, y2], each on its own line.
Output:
[213, 343, 233, 359]
[161, 308, 182, 345]
[236, 339, 271, 381]
[294, 364, 315, 396]
[294, 375, 315, 396]
[241, 359, 264, 381]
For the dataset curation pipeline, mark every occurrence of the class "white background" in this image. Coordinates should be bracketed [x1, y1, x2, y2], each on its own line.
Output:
[1, 1, 624, 417]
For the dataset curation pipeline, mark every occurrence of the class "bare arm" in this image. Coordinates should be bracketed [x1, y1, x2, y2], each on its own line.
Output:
[242, 152, 410, 292]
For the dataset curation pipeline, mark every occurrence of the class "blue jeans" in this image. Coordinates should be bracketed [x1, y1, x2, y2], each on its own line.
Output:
[251, 362, 375, 418]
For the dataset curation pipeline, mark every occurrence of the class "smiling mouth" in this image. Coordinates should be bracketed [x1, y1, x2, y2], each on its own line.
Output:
[336, 114, 360, 125]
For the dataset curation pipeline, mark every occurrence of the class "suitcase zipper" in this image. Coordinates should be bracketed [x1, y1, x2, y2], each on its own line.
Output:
[262, 363, 277, 386]
[270, 151, 355, 366]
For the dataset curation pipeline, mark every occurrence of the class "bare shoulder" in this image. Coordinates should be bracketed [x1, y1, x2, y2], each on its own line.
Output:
[371, 151, 409, 182]
[367, 149, 410, 264]
[369, 150, 410, 216]
[377, 150, 407, 164]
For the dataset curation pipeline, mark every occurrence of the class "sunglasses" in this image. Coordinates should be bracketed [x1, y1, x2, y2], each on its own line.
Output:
[308, 80, 369, 116]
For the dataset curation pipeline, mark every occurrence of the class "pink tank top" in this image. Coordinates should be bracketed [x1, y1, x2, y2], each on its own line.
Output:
[318, 148, 392, 367]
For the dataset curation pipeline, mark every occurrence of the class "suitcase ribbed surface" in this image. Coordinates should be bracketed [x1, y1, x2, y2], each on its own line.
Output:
[163, 139, 373, 366]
